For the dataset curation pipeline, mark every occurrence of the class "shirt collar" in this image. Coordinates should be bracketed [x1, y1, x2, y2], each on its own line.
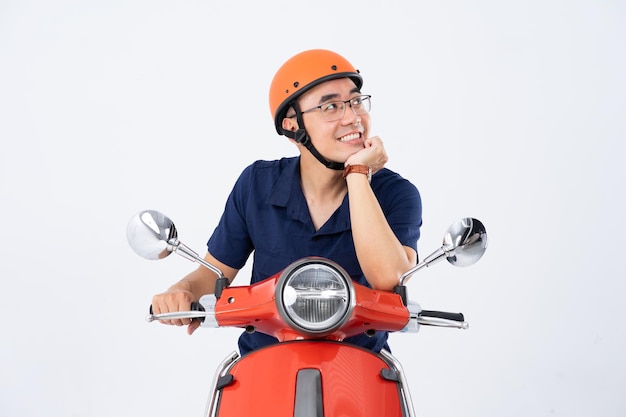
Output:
[266, 157, 350, 234]
[266, 157, 300, 208]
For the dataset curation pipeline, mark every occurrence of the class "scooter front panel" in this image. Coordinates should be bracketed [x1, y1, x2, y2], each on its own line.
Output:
[215, 341, 404, 417]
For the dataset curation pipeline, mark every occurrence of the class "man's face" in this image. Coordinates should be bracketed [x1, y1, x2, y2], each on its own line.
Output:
[297, 78, 371, 163]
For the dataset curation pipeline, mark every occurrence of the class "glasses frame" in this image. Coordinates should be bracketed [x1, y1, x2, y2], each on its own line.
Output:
[295, 94, 372, 122]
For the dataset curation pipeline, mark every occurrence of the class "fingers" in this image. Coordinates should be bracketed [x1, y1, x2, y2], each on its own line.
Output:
[348, 136, 387, 169]
[364, 136, 388, 174]
[187, 319, 201, 335]
[366, 135, 384, 147]
[152, 290, 196, 327]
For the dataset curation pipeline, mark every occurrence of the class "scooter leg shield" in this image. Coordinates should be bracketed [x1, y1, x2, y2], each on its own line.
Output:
[213, 341, 405, 417]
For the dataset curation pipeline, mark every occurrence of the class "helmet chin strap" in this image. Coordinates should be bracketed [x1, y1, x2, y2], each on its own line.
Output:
[283, 104, 345, 171]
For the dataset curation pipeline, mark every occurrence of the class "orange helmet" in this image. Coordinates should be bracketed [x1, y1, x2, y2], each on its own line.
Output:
[269, 49, 363, 135]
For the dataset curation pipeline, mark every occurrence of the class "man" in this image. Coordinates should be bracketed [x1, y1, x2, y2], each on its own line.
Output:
[151, 49, 422, 355]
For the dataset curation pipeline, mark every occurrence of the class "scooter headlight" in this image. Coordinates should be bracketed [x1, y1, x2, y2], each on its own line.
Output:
[276, 258, 354, 336]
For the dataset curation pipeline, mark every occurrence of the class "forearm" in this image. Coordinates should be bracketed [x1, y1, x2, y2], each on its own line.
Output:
[346, 174, 416, 291]
[170, 251, 239, 299]
[169, 267, 219, 300]
[151, 252, 237, 331]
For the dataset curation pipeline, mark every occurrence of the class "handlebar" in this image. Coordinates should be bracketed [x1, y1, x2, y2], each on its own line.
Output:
[419, 310, 464, 322]
[416, 310, 468, 329]
[147, 301, 208, 322]
[147, 297, 469, 331]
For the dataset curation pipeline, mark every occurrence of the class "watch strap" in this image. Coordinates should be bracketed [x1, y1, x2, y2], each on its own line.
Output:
[343, 164, 372, 181]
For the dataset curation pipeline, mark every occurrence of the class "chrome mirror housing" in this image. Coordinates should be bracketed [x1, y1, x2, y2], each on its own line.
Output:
[399, 218, 488, 285]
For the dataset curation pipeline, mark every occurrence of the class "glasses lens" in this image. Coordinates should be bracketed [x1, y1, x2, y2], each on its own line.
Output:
[321, 96, 371, 121]
[352, 95, 371, 114]
[320, 102, 343, 121]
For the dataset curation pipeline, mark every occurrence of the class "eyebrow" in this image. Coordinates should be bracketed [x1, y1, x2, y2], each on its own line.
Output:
[318, 87, 361, 104]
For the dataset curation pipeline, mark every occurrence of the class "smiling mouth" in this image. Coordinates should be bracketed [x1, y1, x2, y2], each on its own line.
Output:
[338, 132, 361, 142]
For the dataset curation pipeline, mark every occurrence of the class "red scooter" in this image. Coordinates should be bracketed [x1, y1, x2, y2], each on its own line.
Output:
[127, 210, 487, 417]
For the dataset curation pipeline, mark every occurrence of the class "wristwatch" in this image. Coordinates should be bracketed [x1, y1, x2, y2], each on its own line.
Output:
[343, 164, 372, 182]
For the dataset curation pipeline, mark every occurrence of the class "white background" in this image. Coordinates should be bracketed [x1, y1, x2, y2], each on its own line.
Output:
[1, 1, 624, 416]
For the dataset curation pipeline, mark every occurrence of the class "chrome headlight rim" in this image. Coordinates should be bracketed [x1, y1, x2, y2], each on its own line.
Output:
[275, 257, 355, 337]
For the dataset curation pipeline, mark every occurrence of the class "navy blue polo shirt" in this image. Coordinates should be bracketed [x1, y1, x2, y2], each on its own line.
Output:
[207, 156, 422, 355]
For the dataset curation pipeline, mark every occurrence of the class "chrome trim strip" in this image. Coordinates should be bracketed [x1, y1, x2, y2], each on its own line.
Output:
[380, 349, 416, 417]
[204, 351, 240, 417]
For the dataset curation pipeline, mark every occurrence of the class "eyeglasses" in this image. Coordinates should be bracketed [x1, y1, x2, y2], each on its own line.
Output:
[298, 95, 372, 122]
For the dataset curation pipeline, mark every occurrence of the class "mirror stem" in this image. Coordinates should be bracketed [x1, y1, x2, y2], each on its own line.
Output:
[399, 246, 451, 286]
[170, 240, 226, 279]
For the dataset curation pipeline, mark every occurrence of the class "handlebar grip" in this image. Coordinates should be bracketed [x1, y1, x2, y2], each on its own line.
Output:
[190, 301, 205, 312]
[419, 310, 465, 322]
[148, 302, 205, 316]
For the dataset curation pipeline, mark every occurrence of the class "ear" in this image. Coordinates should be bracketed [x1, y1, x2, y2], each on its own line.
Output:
[282, 116, 298, 133]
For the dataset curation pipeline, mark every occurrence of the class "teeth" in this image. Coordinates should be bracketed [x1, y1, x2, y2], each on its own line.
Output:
[339, 133, 360, 142]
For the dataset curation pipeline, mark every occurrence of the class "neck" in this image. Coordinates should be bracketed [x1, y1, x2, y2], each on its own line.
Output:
[299, 156, 346, 197]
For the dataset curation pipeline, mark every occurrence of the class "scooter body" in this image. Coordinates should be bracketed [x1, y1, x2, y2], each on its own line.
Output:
[195, 263, 415, 416]
[127, 210, 487, 417]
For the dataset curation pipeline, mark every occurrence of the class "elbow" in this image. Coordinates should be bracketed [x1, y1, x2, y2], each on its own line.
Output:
[367, 272, 402, 292]
[371, 282, 398, 292]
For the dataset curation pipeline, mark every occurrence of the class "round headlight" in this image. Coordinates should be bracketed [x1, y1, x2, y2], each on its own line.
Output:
[276, 258, 353, 336]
